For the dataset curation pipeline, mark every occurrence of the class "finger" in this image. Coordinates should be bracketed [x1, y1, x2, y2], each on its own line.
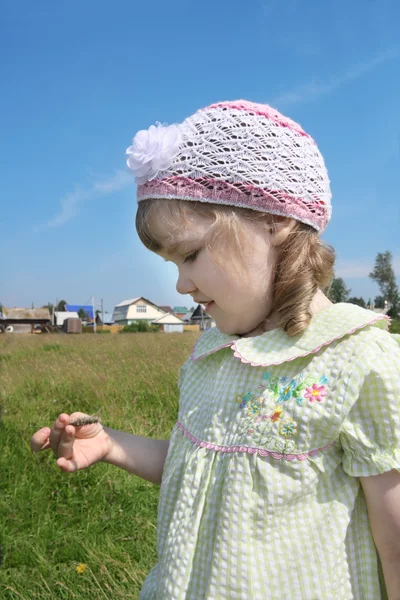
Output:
[57, 425, 75, 460]
[31, 427, 51, 452]
[49, 413, 70, 452]
[56, 456, 79, 473]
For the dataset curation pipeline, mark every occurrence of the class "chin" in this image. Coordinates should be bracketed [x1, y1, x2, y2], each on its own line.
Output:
[217, 321, 251, 336]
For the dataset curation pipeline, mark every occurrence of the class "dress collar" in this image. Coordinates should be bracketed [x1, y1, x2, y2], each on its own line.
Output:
[190, 303, 389, 367]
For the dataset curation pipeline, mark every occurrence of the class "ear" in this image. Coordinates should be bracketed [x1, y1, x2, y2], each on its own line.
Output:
[270, 218, 297, 246]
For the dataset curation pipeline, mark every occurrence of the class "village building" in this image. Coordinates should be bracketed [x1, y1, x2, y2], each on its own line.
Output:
[190, 304, 215, 330]
[95, 311, 114, 326]
[112, 297, 166, 325]
[152, 312, 185, 333]
[66, 304, 94, 323]
[0, 307, 51, 333]
[159, 305, 174, 315]
[55, 311, 79, 327]
[173, 306, 190, 319]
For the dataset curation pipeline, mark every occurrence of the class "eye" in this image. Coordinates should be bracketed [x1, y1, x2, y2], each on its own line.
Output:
[183, 250, 199, 264]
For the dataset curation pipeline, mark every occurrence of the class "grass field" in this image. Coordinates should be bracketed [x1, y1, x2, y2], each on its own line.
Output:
[0, 332, 199, 599]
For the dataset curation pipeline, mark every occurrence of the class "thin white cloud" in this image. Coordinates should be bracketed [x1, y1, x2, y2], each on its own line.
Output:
[93, 170, 132, 194]
[336, 256, 400, 279]
[39, 170, 132, 230]
[273, 48, 399, 106]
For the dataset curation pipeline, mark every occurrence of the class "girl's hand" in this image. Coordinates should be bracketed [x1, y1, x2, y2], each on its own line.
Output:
[30, 412, 113, 473]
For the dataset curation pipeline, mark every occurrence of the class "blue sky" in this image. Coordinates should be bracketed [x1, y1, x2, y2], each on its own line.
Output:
[1, 0, 399, 314]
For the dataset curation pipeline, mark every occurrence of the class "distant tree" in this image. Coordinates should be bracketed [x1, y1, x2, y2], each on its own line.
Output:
[369, 251, 400, 317]
[348, 297, 366, 308]
[374, 296, 385, 309]
[326, 277, 351, 303]
[55, 300, 68, 311]
[78, 308, 89, 321]
[42, 302, 54, 314]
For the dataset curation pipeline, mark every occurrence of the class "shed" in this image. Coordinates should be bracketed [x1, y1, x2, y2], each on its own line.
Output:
[63, 318, 82, 334]
[0, 307, 51, 333]
[152, 313, 185, 333]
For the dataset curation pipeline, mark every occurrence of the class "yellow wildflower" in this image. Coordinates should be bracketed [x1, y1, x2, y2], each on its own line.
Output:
[76, 563, 87, 574]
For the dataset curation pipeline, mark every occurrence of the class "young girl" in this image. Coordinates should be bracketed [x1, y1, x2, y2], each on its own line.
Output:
[31, 100, 400, 599]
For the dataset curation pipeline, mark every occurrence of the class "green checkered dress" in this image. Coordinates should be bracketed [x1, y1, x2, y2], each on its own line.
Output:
[139, 304, 400, 599]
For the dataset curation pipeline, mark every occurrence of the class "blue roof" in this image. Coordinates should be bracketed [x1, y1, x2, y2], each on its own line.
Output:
[66, 305, 94, 319]
[173, 306, 189, 313]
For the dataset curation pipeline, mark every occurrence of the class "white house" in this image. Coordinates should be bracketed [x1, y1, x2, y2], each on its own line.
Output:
[112, 297, 166, 325]
[55, 311, 79, 327]
[152, 313, 185, 333]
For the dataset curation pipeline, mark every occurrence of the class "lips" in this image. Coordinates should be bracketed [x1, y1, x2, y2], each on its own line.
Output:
[204, 301, 215, 311]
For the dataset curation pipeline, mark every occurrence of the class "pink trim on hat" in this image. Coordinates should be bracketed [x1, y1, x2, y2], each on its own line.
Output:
[204, 100, 312, 140]
[137, 176, 329, 231]
[176, 421, 335, 461]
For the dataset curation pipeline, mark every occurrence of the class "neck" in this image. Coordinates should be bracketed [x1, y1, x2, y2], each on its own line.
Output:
[241, 290, 333, 338]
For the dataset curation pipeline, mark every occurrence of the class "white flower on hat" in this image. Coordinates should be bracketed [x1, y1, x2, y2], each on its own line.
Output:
[126, 122, 182, 185]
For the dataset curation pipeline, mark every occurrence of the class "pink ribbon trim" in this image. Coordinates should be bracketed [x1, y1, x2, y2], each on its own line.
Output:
[202, 101, 313, 140]
[176, 421, 335, 462]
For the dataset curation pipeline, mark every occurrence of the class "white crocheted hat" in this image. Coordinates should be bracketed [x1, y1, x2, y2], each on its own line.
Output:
[126, 100, 332, 232]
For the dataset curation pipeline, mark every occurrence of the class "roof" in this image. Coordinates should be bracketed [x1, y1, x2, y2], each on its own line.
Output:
[1, 307, 51, 321]
[182, 312, 193, 322]
[103, 311, 114, 322]
[115, 297, 140, 307]
[191, 304, 211, 318]
[159, 305, 174, 314]
[153, 313, 185, 325]
[115, 297, 165, 311]
[97, 311, 114, 323]
[66, 305, 94, 319]
[173, 306, 189, 313]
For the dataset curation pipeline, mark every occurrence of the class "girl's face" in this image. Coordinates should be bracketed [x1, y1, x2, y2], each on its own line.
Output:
[150, 209, 278, 336]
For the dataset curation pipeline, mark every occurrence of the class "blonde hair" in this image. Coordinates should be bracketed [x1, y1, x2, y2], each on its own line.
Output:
[136, 199, 335, 336]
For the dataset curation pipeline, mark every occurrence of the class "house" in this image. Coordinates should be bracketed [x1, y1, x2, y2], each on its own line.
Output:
[55, 311, 79, 327]
[0, 307, 51, 333]
[173, 306, 190, 319]
[190, 304, 216, 330]
[112, 297, 166, 325]
[159, 305, 174, 315]
[181, 311, 194, 323]
[66, 304, 94, 322]
[95, 311, 114, 325]
[152, 313, 185, 333]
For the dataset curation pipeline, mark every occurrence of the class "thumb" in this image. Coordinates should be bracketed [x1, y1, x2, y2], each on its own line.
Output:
[31, 427, 51, 452]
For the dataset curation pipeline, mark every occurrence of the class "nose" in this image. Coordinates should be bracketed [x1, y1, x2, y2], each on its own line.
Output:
[176, 267, 196, 296]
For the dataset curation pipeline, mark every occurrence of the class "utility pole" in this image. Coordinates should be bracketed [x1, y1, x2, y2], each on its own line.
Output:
[92, 296, 97, 333]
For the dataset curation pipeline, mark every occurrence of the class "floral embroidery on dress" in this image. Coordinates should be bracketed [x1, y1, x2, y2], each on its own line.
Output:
[235, 371, 328, 453]
[279, 418, 298, 439]
[304, 383, 327, 403]
[261, 371, 328, 406]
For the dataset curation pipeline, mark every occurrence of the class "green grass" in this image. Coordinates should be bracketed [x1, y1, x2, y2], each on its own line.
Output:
[0, 332, 198, 599]
[390, 318, 400, 334]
